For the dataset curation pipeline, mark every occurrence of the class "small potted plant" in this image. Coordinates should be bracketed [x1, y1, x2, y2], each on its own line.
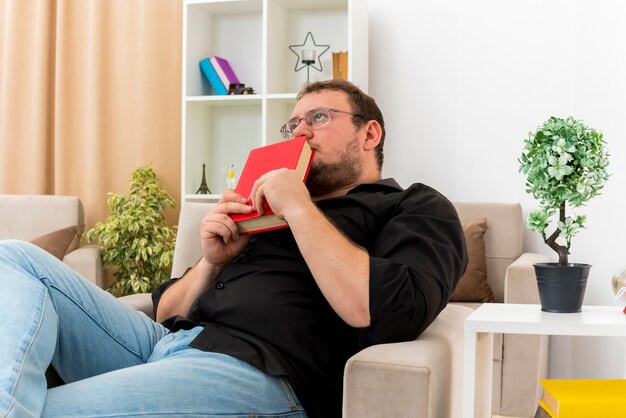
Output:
[88, 165, 178, 296]
[519, 116, 610, 312]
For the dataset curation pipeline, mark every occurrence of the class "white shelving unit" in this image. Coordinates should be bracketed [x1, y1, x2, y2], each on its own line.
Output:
[181, 0, 369, 202]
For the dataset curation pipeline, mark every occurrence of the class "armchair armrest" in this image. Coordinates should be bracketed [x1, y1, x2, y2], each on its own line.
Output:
[343, 304, 473, 418]
[119, 293, 154, 319]
[504, 252, 552, 304]
[63, 245, 103, 288]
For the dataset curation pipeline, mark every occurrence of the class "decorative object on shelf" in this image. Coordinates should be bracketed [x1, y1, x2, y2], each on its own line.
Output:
[224, 163, 237, 193]
[519, 116, 610, 312]
[611, 269, 626, 314]
[196, 163, 212, 194]
[332, 51, 348, 80]
[289, 31, 329, 83]
[228, 83, 255, 95]
[87, 165, 178, 296]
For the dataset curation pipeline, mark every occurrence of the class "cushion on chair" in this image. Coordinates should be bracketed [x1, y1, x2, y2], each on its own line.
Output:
[454, 202, 523, 303]
[30, 225, 85, 260]
[449, 218, 494, 302]
[0, 194, 102, 287]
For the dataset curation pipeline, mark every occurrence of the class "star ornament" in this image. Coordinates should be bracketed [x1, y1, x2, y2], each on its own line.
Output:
[289, 32, 330, 72]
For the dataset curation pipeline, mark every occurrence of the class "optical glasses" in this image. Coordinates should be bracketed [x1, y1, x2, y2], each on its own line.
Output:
[280, 107, 364, 139]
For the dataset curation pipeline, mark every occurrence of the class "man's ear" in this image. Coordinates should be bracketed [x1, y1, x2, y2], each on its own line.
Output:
[362, 120, 382, 151]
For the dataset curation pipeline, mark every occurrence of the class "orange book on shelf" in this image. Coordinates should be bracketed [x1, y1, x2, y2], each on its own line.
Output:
[538, 379, 626, 418]
[332, 51, 348, 80]
[229, 136, 314, 234]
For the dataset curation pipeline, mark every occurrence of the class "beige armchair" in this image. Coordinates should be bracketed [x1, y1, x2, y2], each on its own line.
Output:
[0, 194, 103, 287]
[342, 202, 550, 418]
[121, 201, 550, 418]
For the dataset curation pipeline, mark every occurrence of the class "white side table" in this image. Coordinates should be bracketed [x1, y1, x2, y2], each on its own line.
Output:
[463, 303, 626, 418]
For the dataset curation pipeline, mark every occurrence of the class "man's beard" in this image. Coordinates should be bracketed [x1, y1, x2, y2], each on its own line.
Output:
[305, 137, 362, 197]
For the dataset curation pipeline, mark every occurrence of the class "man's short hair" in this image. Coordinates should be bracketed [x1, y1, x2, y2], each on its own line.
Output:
[297, 80, 386, 171]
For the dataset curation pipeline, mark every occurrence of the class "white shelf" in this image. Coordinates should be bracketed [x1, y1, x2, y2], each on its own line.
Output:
[266, 93, 298, 101]
[269, 0, 349, 10]
[186, 0, 262, 15]
[184, 193, 221, 202]
[181, 0, 368, 201]
[186, 95, 262, 106]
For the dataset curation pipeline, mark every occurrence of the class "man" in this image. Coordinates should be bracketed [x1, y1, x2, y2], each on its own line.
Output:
[0, 80, 466, 418]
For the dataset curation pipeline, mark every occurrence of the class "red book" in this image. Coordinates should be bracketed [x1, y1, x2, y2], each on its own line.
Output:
[230, 136, 314, 234]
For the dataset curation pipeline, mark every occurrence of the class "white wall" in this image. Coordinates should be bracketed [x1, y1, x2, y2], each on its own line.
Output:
[368, 0, 626, 379]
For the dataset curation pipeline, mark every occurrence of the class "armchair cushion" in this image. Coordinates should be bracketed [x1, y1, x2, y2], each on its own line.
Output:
[0, 194, 103, 288]
[454, 202, 524, 302]
[30, 225, 84, 260]
[450, 218, 494, 302]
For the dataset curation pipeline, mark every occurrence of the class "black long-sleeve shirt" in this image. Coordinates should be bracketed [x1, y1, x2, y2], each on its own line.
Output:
[152, 179, 467, 418]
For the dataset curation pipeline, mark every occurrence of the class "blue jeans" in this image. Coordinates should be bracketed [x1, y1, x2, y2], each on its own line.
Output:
[0, 240, 307, 418]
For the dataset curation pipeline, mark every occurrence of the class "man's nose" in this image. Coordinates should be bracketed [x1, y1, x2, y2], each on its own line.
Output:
[292, 120, 313, 138]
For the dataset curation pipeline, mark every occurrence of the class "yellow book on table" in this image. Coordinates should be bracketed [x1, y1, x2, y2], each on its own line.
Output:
[539, 379, 626, 417]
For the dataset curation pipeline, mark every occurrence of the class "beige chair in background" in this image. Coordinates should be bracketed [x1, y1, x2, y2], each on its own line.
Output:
[0, 194, 103, 287]
[121, 201, 551, 418]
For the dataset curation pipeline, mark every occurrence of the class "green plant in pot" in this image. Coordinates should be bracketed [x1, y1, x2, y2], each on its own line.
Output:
[87, 165, 178, 296]
[519, 116, 610, 312]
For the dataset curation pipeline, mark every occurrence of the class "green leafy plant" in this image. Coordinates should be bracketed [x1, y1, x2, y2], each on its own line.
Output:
[87, 165, 178, 296]
[519, 116, 609, 265]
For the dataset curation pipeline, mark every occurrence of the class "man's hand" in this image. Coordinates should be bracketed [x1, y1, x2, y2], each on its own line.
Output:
[200, 192, 254, 265]
[248, 168, 314, 221]
[155, 193, 252, 322]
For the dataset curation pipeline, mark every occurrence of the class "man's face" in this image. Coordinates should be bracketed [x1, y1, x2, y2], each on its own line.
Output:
[289, 90, 366, 196]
